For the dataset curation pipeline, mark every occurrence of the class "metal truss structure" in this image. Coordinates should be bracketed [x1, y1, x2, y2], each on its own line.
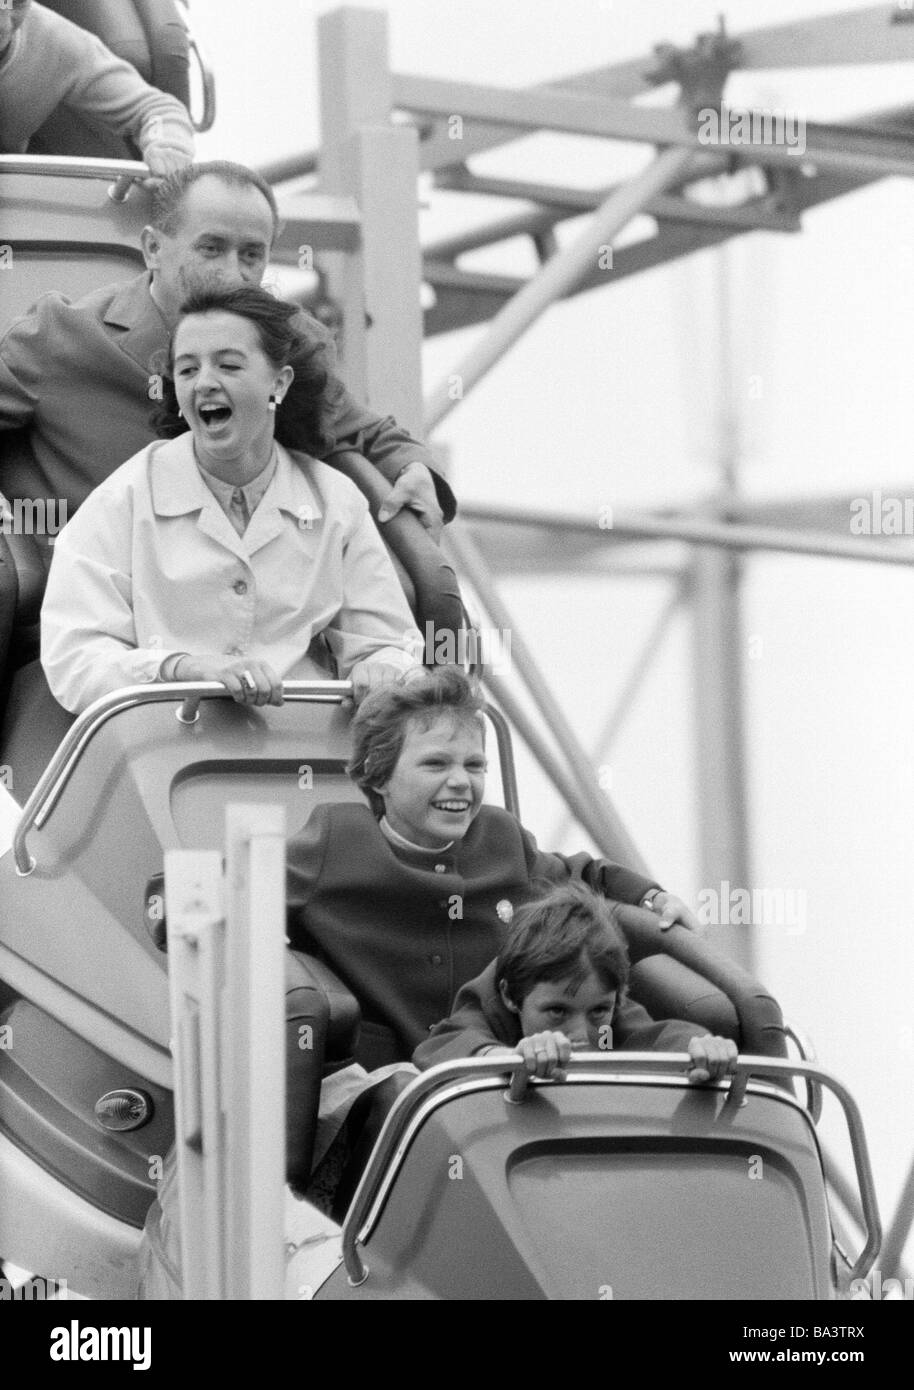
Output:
[260, 3, 914, 1281]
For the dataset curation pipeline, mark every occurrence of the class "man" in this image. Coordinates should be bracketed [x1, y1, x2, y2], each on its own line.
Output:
[0, 160, 455, 555]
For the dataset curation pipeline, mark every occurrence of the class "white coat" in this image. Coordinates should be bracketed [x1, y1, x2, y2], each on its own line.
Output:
[41, 434, 421, 713]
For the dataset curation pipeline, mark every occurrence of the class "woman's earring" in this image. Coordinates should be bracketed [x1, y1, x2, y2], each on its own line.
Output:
[177, 407, 184, 419]
[268, 393, 278, 412]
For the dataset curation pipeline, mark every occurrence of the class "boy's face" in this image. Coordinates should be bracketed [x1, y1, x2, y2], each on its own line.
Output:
[376, 713, 486, 848]
[0, 1, 31, 56]
[511, 971, 617, 1051]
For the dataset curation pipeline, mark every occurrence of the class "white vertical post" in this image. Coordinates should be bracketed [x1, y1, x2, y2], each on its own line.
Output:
[164, 850, 226, 1299]
[318, 8, 391, 401]
[340, 122, 425, 435]
[318, 7, 425, 432]
[165, 804, 287, 1300]
[223, 803, 287, 1300]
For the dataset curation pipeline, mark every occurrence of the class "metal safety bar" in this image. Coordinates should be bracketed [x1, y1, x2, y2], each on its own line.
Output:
[341, 1052, 881, 1289]
[12, 680, 351, 876]
[0, 154, 152, 206]
[483, 703, 520, 819]
[783, 1020, 823, 1124]
[181, 12, 217, 132]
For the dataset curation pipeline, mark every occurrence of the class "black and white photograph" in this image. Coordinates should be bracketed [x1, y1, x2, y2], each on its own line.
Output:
[0, 0, 912, 1348]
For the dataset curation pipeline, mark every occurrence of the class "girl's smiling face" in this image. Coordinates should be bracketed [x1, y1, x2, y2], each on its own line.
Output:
[375, 713, 487, 848]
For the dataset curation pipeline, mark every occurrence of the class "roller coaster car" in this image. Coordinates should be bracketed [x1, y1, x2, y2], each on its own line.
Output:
[0, 679, 880, 1301]
[0, 159, 879, 1301]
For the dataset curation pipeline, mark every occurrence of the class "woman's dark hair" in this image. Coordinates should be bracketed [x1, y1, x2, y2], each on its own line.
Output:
[151, 284, 334, 457]
[348, 666, 487, 818]
[497, 881, 630, 1008]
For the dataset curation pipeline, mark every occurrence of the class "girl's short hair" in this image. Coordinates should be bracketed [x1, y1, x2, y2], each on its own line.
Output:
[348, 666, 487, 817]
[152, 284, 334, 457]
[497, 881, 630, 1007]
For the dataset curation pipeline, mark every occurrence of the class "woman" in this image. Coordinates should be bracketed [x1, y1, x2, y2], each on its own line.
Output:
[41, 285, 421, 713]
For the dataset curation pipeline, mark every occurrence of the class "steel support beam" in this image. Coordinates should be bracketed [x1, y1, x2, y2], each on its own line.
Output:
[270, 194, 362, 258]
[444, 521, 648, 869]
[424, 181, 798, 265]
[396, 73, 914, 181]
[877, 1150, 914, 1281]
[457, 502, 914, 568]
[425, 146, 694, 430]
[316, 9, 424, 431]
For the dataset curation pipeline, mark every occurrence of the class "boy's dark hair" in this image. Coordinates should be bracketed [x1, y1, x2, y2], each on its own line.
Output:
[152, 283, 333, 456]
[348, 666, 487, 818]
[150, 160, 280, 240]
[497, 881, 630, 1007]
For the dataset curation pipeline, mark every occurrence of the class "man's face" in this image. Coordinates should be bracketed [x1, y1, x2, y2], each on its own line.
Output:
[0, 1, 31, 57]
[142, 175, 274, 323]
[376, 714, 487, 849]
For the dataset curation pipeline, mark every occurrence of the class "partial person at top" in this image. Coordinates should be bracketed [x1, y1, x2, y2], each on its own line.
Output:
[0, 159, 456, 563]
[40, 284, 423, 714]
[0, 1, 195, 176]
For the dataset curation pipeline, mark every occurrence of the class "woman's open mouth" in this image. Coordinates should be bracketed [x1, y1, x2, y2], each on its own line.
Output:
[197, 403, 233, 434]
[432, 800, 471, 815]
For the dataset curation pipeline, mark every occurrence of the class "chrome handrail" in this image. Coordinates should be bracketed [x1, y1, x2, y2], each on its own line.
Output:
[0, 154, 148, 182]
[181, 11, 217, 132]
[485, 703, 519, 818]
[341, 1052, 881, 1289]
[12, 680, 351, 876]
[783, 1020, 823, 1124]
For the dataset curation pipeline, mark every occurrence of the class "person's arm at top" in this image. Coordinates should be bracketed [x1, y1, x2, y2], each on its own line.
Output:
[42, 6, 195, 177]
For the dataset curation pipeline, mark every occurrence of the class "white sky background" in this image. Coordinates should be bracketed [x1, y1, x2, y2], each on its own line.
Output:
[191, 0, 914, 1252]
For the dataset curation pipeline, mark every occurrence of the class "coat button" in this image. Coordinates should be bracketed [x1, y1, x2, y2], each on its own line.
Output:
[429, 953, 443, 966]
[233, 579, 248, 595]
[434, 863, 446, 873]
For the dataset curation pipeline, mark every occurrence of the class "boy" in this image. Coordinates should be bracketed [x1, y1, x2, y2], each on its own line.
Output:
[414, 881, 738, 1084]
[0, 1, 194, 177]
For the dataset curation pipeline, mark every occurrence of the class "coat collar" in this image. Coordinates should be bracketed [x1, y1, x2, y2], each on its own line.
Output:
[104, 272, 170, 374]
[148, 435, 325, 559]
